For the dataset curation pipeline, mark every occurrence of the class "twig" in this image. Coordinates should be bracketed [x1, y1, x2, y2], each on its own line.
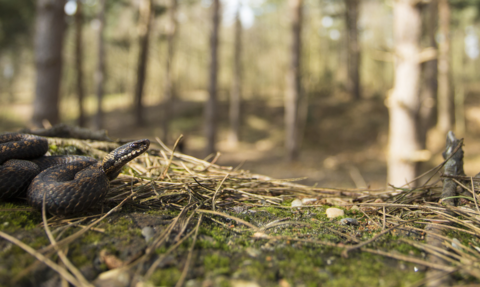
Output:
[342, 221, 410, 257]
[175, 214, 203, 287]
[212, 173, 229, 211]
[326, 227, 361, 243]
[362, 248, 456, 272]
[159, 135, 183, 180]
[196, 209, 260, 231]
[143, 227, 197, 279]
[42, 195, 94, 287]
[382, 206, 386, 230]
[41, 192, 135, 254]
[0, 231, 81, 287]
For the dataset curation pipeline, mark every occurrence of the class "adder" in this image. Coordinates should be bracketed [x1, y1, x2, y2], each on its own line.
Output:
[0, 133, 150, 214]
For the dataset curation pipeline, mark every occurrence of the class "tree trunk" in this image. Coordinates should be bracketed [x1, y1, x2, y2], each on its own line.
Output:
[134, 0, 153, 126]
[345, 0, 361, 100]
[387, 0, 422, 187]
[94, 0, 106, 130]
[32, 0, 66, 128]
[228, 4, 242, 146]
[455, 28, 466, 137]
[285, 0, 303, 162]
[205, 0, 220, 156]
[75, 0, 85, 127]
[419, 1, 438, 146]
[162, 0, 178, 144]
[437, 0, 453, 134]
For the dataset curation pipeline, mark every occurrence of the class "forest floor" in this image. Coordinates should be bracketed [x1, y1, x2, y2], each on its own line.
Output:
[1, 93, 480, 286]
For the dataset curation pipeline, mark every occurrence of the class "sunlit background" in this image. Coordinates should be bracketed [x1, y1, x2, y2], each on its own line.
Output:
[1, 0, 480, 189]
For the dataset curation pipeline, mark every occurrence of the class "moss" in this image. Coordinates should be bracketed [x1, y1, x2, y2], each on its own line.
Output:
[391, 242, 420, 255]
[0, 202, 41, 232]
[68, 248, 92, 267]
[49, 145, 82, 156]
[262, 206, 292, 217]
[198, 226, 230, 251]
[323, 254, 423, 287]
[156, 245, 168, 254]
[444, 229, 476, 245]
[149, 267, 181, 286]
[203, 252, 231, 275]
[0, 200, 476, 285]
[146, 208, 179, 217]
[0, 234, 50, 282]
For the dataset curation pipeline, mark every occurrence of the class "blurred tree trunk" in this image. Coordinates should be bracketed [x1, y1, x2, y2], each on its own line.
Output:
[437, 0, 453, 134]
[2, 53, 17, 104]
[455, 28, 466, 137]
[228, 4, 242, 146]
[205, 0, 220, 156]
[285, 0, 303, 161]
[75, 1, 85, 127]
[419, 1, 438, 146]
[32, 0, 66, 128]
[162, 0, 178, 144]
[387, 0, 422, 187]
[94, 0, 106, 130]
[134, 0, 153, 126]
[345, 0, 361, 100]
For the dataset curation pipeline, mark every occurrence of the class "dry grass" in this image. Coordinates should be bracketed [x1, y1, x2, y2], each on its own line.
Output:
[1, 135, 480, 285]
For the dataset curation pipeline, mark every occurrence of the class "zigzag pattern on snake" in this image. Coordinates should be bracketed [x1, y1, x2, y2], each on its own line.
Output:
[0, 133, 150, 214]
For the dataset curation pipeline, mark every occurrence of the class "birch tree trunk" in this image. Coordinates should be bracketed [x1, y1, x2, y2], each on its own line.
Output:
[75, 0, 85, 127]
[228, 4, 242, 146]
[387, 0, 422, 187]
[94, 0, 106, 130]
[205, 0, 220, 156]
[285, 0, 303, 161]
[32, 0, 66, 128]
[345, 0, 361, 100]
[134, 0, 153, 126]
[437, 0, 453, 134]
[162, 0, 178, 143]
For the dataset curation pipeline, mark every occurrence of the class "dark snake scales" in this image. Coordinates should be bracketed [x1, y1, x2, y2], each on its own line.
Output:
[0, 133, 150, 214]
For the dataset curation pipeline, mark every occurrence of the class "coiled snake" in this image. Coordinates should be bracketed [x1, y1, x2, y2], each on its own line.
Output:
[0, 133, 150, 214]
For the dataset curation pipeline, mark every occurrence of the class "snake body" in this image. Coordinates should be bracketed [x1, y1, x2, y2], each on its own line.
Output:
[0, 133, 150, 214]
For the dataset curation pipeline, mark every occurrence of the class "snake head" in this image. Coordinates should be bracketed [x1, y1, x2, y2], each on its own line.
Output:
[102, 139, 150, 180]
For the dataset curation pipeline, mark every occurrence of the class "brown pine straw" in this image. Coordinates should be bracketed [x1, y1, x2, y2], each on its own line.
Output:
[42, 194, 94, 287]
[361, 248, 457, 273]
[0, 230, 82, 286]
[196, 209, 261, 231]
[3, 135, 480, 285]
[41, 191, 137, 254]
[11, 188, 138, 283]
[175, 214, 203, 287]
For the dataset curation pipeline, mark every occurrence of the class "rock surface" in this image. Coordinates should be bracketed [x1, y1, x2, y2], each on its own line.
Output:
[326, 208, 344, 218]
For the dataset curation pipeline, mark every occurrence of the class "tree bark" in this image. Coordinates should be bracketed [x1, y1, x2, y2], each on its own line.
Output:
[455, 28, 466, 137]
[32, 0, 66, 128]
[228, 4, 242, 146]
[345, 0, 361, 100]
[205, 0, 220, 156]
[134, 0, 153, 126]
[162, 0, 178, 144]
[437, 0, 453, 134]
[285, 0, 303, 162]
[75, 0, 86, 127]
[387, 0, 422, 187]
[419, 1, 438, 146]
[94, 0, 106, 130]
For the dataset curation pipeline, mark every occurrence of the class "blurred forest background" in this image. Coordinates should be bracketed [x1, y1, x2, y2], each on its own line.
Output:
[1, 0, 480, 190]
